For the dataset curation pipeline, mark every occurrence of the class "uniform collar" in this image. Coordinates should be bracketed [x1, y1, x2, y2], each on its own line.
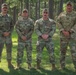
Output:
[66, 11, 73, 15]
[22, 16, 28, 20]
[0, 12, 8, 17]
[42, 17, 49, 21]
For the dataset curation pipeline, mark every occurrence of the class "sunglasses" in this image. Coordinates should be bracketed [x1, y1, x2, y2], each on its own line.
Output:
[23, 11, 28, 13]
[3, 7, 8, 9]
[43, 12, 48, 14]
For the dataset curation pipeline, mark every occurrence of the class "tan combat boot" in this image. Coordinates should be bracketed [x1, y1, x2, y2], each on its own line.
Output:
[28, 63, 31, 69]
[37, 62, 41, 69]
[60, 64, 65, 70]
[7, 60, 14, 68]
[52, 64, 56, 70]
[16, 63, 21, 69]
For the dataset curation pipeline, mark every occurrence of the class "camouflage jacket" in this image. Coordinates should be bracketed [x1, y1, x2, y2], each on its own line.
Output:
[15, 16, 34, 40]
[57, 11, 76, 38]
[35, 18, 56, 40]
[0, 13, 14, 36]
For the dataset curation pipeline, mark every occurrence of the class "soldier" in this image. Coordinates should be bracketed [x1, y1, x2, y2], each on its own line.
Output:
[57, 1, 76, 71]
[0, 3, 14, 68]
[35, 8, 56, 70]
[15, 9, 34, 69]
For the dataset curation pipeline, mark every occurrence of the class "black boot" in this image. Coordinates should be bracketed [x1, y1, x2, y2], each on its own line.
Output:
[7, 60, 14, 68]
[28, 63, 31, 69]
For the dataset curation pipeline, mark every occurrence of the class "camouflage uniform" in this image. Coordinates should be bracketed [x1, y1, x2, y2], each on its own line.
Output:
[15, 16, 34, 65]
[35, 18, 56, 65]
[57, 8, 76, 69]
[0, 13, 14, 62]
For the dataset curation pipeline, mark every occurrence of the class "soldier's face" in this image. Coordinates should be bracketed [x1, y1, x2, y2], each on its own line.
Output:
[43, 12, 49, 18]
[22, 11, 28, 17]
[2, 7, 8, 13]
[66, 5, 73, 12]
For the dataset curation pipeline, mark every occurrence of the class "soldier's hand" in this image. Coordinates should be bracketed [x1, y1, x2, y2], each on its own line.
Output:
[69, 30, 74, 34]
[62, 30, 70, 37]
[3, 32, 10, 37]
[42, 34, 49, 40]
[22, 36, 26, 41]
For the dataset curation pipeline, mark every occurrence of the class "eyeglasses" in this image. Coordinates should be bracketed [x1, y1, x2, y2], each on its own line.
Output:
[43, 12, 48, 14]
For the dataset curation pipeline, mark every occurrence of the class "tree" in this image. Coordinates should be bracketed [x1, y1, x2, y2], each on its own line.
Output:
[36, 0, 40, 19]
[48, 0, 54, 19]
[58, 0, 63, 15]
[44, 1, 47, 8]
[25, 0, 29, 10]
[0, 0, 6, 12]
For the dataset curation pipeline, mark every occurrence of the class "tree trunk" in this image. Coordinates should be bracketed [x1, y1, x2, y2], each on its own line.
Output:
[36, 0, 40, 20]
[2, 0, 5, 3]
[49, 0, 54, 19]
[26, 0, 29, 10]
[74, 1, 76, 11]
[58, 0, 63, 15]
[0, 0, 6, 12]
[0, 0, 2, 12]
[13, 6, 16, 24]
[20, 0, 23, 12]
[44, 2, 47, 8]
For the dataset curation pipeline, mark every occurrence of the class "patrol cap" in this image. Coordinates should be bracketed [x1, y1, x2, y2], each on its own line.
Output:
[1, 3, 8, 8]
[66, 1, 73, 6]
[42, 8, 49, 13]
[22, 9, 28, 13]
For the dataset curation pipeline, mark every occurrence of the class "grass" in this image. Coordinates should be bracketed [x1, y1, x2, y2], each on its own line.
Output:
[0, 29, 76, 75]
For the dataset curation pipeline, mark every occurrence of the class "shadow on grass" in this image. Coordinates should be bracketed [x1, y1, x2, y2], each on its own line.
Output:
[0, 69, 8, 75]
[0, 67, 76, 75]
[37, 68, 76, 75]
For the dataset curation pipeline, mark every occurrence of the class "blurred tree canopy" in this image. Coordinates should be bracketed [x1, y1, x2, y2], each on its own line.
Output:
[0, 0, 76, 23]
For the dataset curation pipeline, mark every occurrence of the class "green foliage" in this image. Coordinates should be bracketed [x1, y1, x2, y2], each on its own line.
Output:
[6, 0, 20, 8]
[0, 29, 76, 75]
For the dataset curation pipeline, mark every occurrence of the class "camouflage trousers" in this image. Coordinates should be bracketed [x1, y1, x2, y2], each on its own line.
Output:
[17, 40, 32, 64]
[60, 38, 76, 69]
[36, 39, 55, 64]
[0, 36, 12, 62]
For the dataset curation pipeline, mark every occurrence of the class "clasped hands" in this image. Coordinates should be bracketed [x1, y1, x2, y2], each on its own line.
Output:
[62, 30, 70, 37]
[3, 32, 10, 37]
[41, 34, 49, 40]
